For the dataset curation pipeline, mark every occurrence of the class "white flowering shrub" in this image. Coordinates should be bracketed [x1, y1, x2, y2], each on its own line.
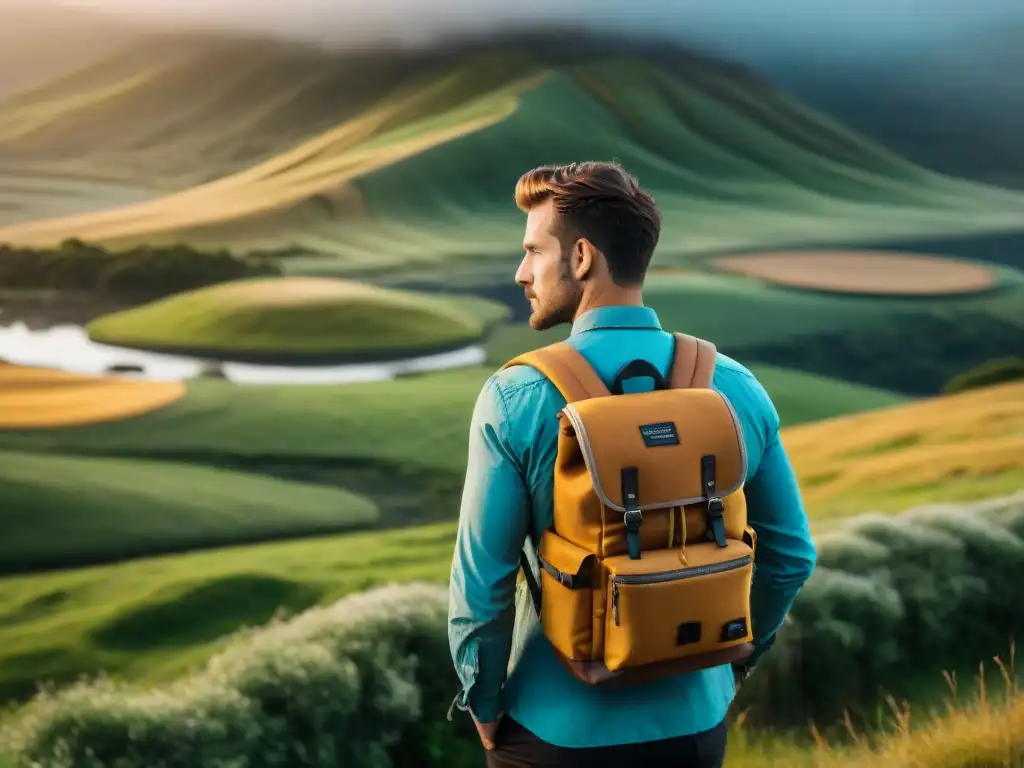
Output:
[1, 583, 480, 768]
[736, 491, 1024, 729]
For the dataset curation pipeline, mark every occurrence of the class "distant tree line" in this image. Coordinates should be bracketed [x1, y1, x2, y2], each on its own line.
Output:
[943, 356, 1024, 394]
[0, 238, 282, 299]
[729, 310, 1024, 396]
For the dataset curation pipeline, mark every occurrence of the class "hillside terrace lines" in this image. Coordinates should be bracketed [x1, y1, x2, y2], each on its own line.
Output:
[0, 71, 548, 249]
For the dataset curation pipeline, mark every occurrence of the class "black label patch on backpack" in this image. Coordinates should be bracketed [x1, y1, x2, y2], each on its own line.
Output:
[676, 621, 702, 646]
[720, 618, 748, 642]
[639, 422, 680, 447]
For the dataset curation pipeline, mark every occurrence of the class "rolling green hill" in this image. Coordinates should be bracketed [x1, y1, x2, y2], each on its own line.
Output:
[0, 361, 905, 480]
[0, 450, 379, 575]
[1, 32, 1023, 276]
[84, 276, 508, 361]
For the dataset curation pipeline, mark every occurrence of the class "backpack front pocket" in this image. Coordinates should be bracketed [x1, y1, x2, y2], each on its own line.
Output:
[603, 540, 753, 672]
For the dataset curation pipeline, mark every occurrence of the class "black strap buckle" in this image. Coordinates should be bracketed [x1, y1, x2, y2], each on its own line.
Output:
[707, 500, 727, 548]
[707, 497, 724, 519]
[623, 508, 643, 531]
[702, 455, 728, 548]
[621, 467, 643, 560]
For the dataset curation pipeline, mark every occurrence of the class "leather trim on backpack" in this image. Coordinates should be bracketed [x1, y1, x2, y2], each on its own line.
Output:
[670, 333, 717, 389]
[560, 391, 748, 513]
[557, 642, 754, 686]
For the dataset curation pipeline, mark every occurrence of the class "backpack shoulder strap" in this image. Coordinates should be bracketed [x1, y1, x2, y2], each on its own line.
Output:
[500, 341, 610, 402]
[670, 332, 717, 389]
[501, 341, 609, 617]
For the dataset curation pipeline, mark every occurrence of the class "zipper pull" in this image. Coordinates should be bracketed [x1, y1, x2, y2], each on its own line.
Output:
[612, 582, 620, 626]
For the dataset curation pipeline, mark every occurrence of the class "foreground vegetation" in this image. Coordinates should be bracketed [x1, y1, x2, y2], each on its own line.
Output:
[0, 488, 1020, 722]
[737, 491, 1024, 729]
[728, 660, 1023, 767]
[0, 521, 456, 704]
[85, 277, 508, 361]
[1, 489, 1021, 768]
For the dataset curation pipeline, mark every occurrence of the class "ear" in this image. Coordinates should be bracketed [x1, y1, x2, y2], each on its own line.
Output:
[572, 238, 598, 281]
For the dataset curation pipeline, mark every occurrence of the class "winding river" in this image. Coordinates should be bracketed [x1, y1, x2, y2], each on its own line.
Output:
[0, 321, 486, 385]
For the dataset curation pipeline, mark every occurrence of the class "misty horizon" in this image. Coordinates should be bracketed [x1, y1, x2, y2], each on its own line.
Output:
[37, 0, 1024, 70]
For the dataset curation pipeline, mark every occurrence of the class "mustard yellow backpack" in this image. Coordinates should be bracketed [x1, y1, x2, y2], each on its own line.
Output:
[502, 333, 755, 685]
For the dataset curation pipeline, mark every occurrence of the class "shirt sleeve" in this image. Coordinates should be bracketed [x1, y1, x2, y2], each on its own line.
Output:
[737, 375, 818, 663]
[447, 374, 531, 723]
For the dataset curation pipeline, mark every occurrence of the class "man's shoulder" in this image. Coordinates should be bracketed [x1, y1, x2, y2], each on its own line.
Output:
[711, 351, 780, 433]
[712, 351, 760, 386]
[488, 361, 563, 410]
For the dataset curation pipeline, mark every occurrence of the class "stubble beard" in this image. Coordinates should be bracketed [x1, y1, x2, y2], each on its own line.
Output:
[528, 250, 583, 331]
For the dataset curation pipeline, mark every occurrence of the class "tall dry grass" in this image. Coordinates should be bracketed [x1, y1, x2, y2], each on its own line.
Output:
[727, 643, 1023, 768]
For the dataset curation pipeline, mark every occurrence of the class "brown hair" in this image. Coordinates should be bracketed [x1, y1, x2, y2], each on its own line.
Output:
[514, 161, 661, 285]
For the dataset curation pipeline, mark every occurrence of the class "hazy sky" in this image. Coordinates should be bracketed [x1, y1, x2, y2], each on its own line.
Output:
[53, 0, 1024, 67]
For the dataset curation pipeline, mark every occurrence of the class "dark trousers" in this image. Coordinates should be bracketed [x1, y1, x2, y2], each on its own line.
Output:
[483, 716, 728, 768]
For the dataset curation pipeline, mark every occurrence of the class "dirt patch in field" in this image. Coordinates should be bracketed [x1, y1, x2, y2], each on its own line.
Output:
[0, 363, 185, 429]
[710, 250, 997, 296]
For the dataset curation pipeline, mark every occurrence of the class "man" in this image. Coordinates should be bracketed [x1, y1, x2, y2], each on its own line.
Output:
[447, 161, 817, 767]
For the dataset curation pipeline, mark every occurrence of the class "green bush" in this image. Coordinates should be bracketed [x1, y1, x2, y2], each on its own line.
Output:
[736, 491, 1024, 730]
[943, 356, 1024, 394]
[0, 584, 481, 768]
[4, 493, 1024, 766]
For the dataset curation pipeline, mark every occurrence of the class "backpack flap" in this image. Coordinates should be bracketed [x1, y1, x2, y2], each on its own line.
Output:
[560, 388, 748, 558]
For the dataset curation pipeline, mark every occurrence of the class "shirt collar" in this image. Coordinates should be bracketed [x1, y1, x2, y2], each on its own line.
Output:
[570, 305, 662, 335]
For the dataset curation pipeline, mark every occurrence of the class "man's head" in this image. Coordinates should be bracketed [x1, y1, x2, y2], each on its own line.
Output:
[513, 161, 661, 330]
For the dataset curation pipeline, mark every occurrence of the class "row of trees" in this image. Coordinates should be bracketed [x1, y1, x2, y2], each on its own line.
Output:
[0, 239, 282, 299]
[730, 310, 1024, 396]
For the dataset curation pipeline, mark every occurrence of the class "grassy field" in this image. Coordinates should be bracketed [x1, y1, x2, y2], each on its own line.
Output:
[2, 22, 1023, 766]
[0, 351, 906, 578]
[783, 380, 1024, 520]
[0, 368, 493, 473]
[0, 383, 1018, 708]
[0, 352, 908, 473]
[84, 276, 507, 360]
[725, 667, 1024, 767]
[0, 449, 379, 575]
[2, 34, 1024, 273]
[1, 517, 1021, 767]
[0, 363, 185, 428]
[0, 520, 456, 703]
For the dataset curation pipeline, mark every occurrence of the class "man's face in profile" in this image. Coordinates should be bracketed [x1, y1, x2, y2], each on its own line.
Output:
[515, 199, 583, 331]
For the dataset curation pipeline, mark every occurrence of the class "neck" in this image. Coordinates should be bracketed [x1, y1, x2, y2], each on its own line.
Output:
[573, 282, 644, 320]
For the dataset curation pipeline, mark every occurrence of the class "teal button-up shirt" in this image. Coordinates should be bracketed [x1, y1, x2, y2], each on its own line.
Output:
[447, 305, 817, 748]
